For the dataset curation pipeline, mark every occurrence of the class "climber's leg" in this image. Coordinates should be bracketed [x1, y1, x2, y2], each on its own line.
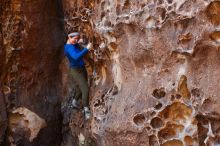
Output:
[70, 67, 89, 107]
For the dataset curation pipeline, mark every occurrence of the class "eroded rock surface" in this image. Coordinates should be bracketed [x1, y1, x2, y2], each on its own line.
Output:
[62, 0, 220, 146]
[1, 0, 220, 146]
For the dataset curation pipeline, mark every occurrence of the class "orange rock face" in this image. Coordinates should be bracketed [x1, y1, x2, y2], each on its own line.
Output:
[62, 0, 220, 145]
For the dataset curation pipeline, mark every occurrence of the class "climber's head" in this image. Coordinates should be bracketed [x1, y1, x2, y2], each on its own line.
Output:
[67, 32, 80, 44]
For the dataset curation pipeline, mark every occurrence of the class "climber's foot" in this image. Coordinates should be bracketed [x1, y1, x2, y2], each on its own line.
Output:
[71, 98, 79, 109]
[83, 107, 91, 120]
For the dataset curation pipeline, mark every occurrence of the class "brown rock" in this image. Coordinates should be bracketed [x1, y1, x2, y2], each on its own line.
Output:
[2, 0, 220, 146]
[0, 91, 7, 144]
[61, 0, 220, 145]
[9, 107, 47, 142]
[0, 0, 64, 145]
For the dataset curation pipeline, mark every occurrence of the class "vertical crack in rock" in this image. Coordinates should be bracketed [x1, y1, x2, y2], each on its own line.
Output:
[1, 0, 64, 145]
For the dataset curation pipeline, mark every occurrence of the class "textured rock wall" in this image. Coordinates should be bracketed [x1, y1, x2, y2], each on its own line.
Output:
[62, 0, 220, 146]
[1, 0, 220, 146]
[0, 0, 64, 145]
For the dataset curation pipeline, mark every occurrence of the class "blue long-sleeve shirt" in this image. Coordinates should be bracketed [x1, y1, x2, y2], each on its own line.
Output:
[64, 43, 88, 68]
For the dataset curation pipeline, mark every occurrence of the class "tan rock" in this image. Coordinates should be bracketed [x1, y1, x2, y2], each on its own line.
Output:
[9, 107, 46, 142]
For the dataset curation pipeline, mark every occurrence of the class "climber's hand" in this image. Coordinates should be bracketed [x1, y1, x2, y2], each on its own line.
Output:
[78, 38, 84, 44]
[86, 42, 93, 50]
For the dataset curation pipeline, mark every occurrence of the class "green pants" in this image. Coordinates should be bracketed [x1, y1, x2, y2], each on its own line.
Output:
[70, 67, 89, 107]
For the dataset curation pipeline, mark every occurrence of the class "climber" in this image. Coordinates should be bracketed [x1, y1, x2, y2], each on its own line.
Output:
[64, 32, 92, 120]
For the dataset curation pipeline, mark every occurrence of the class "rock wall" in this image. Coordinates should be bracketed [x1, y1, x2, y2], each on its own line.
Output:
[63, 0, 220, 146]
[1, 0, 220, 146]
[0, 0, 64, 145]
[0, 91, 7, 144]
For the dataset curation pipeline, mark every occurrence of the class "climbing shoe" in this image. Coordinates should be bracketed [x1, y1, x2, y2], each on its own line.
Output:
[83, 107, 91, 120]
[71, 98, 79, 109]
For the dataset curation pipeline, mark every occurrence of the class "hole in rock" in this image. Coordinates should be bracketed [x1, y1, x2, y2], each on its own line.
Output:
[150, 111, 156, 117]
[159, 102, 192, 122]
[102, 118, 106, 123]
[156, 7, 167, 21]
[206, 1, 220, 26]
[101, 12, 105, 19]
[161, 139, 183, 146]
[166, 0, 173, 4]
[210, 31, 220, 43]
[176, 94, 181, 99]
[94, 100, 101, 107]
[196, 115, 209, 145]
[157, 0, 164, 5]
[154, 102, 163, 110]
[141, 4, 146, 8]
[112, 85, 118, 95]
[104, 20, 112, 27]
[94, 117, 101, 123]
[149, 135, 159, 146]
[146, 126, 151, 131]
[152, 88, 166, 99]
[158, 122, 184, 139]
[168, 6, 172, 11]
[104, 108, 108, 114]
[133, 113, 145, 126]
[150, 117, 164, 129]
[196, 114, 209, 125]
[184, 136, 194, 146]
[3, 85, 10, 95]
[171, 95, 175, 101]
[123, 0, 130, 8]
[191, 88, 201, 97]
